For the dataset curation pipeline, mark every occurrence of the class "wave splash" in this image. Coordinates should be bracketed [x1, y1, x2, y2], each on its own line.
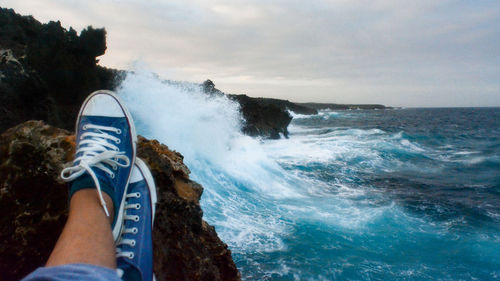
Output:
[117, 71, 304, 252]
[116, 71, 390, 249]
[117, 71, 500, 280]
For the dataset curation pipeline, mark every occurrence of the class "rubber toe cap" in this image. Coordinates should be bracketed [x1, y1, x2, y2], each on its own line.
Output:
[82, 93, 126, 117]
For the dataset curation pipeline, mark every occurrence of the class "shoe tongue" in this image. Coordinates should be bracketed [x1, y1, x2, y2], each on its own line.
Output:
[69, 172, 113, 199]
[94, 169, 114, 191]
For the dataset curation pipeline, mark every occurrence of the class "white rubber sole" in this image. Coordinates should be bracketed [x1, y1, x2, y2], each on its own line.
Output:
[76, 90, 138, 241]
[134, 158, 158, 225]
[134, 157, 158, 281]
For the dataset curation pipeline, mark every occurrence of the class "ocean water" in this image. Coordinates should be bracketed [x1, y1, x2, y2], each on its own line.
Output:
[118, 72, 500, 280]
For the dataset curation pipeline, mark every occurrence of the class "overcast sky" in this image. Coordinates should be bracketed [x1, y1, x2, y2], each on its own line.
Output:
[3, 0, 500, 107]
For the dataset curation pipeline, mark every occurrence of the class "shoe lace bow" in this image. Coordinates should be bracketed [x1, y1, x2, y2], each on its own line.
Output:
[61, 124, 130, 216]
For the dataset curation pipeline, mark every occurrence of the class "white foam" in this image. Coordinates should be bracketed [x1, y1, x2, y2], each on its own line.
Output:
[117, 70, 303, 253]
[287, 110, 312, 119]
[116, 70, 404, 257]
[453, 150, 480, 156]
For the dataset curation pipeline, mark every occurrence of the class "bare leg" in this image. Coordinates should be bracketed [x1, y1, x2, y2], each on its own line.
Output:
[46, 189, 116, 269]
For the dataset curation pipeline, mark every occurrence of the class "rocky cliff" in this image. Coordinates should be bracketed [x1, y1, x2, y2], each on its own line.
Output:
[0, 8, 296, 140]
[0, 7, 391, 141]
[0, 7, 123, 133]
[202, 80, 318, 139]
[0, 121, 240, 281]
[0, 10, 241, 280]
[228, 94, 293, 139]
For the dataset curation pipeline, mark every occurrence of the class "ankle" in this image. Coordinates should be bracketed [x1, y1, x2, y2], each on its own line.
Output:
[70, 189, 115, 223]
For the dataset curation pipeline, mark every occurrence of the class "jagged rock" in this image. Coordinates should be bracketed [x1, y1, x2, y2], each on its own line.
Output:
[0, 121, 240, 281]
[229, 94, 293, 139]
[0, 6, 293, 141]
[201, 80, 301, 139]
[202, 79, 218, 95]
[233, 96, 318, 116]
[0, 8, 124, 133]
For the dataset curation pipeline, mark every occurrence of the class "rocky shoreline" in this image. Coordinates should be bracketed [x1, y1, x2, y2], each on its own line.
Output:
[0, 7, 390, 140]
[298, 102, 389, 110]
[201, 81, 390, 139]
[0, 121, 240, 281]
[0, 8, 240, 281]
[0, 7, 390, 280]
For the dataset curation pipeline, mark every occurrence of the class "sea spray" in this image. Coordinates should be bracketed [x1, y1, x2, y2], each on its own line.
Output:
[117, 71, 500, 280]
[116, 71, 391, 278]
[117, 71, 301, 253]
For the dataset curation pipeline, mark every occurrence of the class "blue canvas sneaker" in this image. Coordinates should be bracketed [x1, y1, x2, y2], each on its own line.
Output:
[116, 158, 157, 281]
[60, 90, 137, 240]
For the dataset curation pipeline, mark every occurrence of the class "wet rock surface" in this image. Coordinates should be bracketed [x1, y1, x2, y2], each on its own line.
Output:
[202, 79, 314, 139]
[0, 121, 240, 281]
[229, 94, 293, 139]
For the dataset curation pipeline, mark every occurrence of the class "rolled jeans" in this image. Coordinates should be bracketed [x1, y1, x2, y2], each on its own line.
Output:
[22, 263, 121, 281]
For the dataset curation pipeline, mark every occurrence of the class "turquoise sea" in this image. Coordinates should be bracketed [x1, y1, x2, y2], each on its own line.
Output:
[119, 72, 500, 280]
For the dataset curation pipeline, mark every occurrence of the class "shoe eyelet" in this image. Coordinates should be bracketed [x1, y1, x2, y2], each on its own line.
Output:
[135, 192, 141, 198]
[135, 203, 141, 209]
[116, 129, 122, 134]
[115, 139, 121, 144]
[129, 253, 134, 259]
[132, 227, 138, 234]
[134, 216, 140, 222]
[110, 173, 115, 179]
[112, 165, 118, 170]
[83, 125, 88, 130]
[131, 240, 136, 247]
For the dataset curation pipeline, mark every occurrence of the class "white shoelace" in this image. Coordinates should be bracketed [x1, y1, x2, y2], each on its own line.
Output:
[116, 192, 141, 260]
[61, 124, 130, 217]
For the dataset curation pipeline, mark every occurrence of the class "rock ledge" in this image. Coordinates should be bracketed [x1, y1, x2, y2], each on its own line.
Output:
[0, 121, 240, 281]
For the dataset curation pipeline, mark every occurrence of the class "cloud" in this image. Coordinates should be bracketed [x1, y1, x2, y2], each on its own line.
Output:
[3, 0, 500, 106]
